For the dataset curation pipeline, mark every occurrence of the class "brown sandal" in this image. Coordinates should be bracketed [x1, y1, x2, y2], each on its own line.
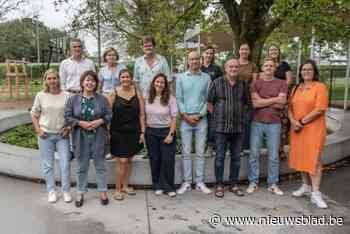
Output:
[215, 185, 225, 198]
[229, 185, 244, 197]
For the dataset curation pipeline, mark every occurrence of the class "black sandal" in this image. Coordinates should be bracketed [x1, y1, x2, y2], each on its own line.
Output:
[229, 185, 244, 197]
[215, 185, 225, 198]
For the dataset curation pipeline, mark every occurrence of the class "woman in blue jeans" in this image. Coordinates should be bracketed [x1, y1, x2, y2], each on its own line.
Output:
[31, 69, 71, 203]
[144, 73, 178, 197]
[65, 70, 112, 207]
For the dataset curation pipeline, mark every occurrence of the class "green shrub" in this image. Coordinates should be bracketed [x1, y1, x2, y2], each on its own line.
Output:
[0, 124, 38, 149]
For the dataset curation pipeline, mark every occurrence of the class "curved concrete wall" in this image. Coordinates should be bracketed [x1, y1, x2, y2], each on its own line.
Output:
[0, 108, 348, 186]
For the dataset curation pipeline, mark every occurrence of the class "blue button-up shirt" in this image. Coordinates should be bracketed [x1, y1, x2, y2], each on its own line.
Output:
[176, 70, 210, 117]
[98, 63, 126, 94]
[134, 53, 171, 96]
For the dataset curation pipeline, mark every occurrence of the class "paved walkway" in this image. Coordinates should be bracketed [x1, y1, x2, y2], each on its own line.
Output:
[1, 164, 350, 234]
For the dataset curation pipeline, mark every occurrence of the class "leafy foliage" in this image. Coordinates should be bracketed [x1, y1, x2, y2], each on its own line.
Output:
[0, 18, 67, 62]
[0, 124, 38, 149]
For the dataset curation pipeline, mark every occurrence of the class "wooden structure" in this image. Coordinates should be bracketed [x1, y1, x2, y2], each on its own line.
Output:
[2, 59, 29, 99]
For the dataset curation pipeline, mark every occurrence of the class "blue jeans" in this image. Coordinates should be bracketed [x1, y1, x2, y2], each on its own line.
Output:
[38, 133, 70, 192]
[180, 117, 207, 184]
[76, 131, 107, 194]
[145, 127, 176, 193]
[215, 132, 242, 184]
[248, 121, 281, 186]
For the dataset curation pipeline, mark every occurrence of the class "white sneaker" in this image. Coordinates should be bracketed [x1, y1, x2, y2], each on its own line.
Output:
[246, 183, 258, 194]
[176, 182, 192, 194]
[48, 191, 58, 203]
[195, 183, 212, 194]
[167, 191, 177, 197]
[63, 192, 73, 203]
[268, 184, 284, 196]
[311, 191, 328, 209]
[154, 190, 163, 196]
[292, 184, 311, 197]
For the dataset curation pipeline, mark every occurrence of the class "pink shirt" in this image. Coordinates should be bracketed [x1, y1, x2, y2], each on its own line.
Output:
[145, 95, 178, 128]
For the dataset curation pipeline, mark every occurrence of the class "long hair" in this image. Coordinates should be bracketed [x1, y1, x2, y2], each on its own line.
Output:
[291, 59, 320, 97]
[148, 73, 170, 106]
[43, 69, 60, 93]
[267, 43, 281, 63]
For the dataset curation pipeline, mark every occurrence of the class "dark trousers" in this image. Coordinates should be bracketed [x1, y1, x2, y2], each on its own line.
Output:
[215, 132, 242, 185]
[207, 112, 216, 147]
[145, 127, 176, 193]
[242, 109, 253, 150]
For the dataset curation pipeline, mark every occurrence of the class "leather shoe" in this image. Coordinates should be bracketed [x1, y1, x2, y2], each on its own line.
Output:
[100, 197, 109, 206]
[75, 194, 84, 207]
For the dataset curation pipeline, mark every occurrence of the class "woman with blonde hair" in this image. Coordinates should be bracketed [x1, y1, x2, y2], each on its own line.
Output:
[99, 47, 126, 95]
[31, 69, 71, 203]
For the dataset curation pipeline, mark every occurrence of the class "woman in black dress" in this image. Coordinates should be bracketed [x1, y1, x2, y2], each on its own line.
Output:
[108, 69, 145, 200]
[268, 44, 294, 158]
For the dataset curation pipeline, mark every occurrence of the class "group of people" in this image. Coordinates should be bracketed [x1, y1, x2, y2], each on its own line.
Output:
[31, 36, 329, 209]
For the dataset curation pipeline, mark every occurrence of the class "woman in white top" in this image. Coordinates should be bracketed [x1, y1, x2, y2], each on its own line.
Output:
[98, 47, 126, 95]
[31, 69, 71, 203]
[144, 73, 178, 197]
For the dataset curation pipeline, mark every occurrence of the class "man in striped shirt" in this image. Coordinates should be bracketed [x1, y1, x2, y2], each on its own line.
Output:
[207, 58, 248, 198]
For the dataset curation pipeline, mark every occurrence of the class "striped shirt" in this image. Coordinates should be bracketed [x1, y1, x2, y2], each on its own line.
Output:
[207, 76, 248, 133]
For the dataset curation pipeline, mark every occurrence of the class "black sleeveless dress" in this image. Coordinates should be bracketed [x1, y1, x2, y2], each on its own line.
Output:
[110, 89, 141, 157]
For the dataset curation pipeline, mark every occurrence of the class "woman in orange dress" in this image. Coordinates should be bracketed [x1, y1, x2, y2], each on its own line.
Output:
[288, 59, 329, 209]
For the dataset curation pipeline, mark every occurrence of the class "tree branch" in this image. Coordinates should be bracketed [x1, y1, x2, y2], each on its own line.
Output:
[166, 1, 201, 34]
[220, 0, 241, 34]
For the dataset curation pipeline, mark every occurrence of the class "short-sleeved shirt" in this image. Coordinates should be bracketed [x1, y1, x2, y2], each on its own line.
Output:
[275, 61, 291, 80]
[98, 63, 126, 94]
[59, 57, 95, 91]
[239, 62, 258, 82]
[250, 78, 288, 123]
[201, 63, 223, 82]
[207, 76, 248, 133]
[134, 54, 171, 96]
[145, 95, 178, 128]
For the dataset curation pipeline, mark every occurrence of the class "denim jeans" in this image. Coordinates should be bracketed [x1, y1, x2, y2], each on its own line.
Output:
[76, 131, 107, 194]
[145, 127, 176, 193]
[248, 121, 281, 186]
[215, 132, 242, 185]
[38, 133, 70, 193]
[180, 117, 207, 184]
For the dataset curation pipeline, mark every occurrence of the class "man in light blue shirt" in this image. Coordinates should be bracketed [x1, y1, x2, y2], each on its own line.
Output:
[176, 51, 211, 195]
[134, 36, 171, 96]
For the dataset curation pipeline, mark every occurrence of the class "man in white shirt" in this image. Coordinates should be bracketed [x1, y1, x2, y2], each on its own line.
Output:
[134, 36, 171, 96]
[59, 38, 95, 93]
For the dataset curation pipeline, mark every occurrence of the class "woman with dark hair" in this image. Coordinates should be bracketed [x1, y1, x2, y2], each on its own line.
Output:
[65, 70, 112, 207]
[144, 73, 178, 197]
[108, 69, 145, 201]
[99, 47, 126, 95]
[268, 44, 294, 158]
[201, 45, 223, 156]
[288, 60, 329, 208]
[238, 43, 258, 151]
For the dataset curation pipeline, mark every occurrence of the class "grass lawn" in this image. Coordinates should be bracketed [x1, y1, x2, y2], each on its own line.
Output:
[324, 78, 350, 101]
